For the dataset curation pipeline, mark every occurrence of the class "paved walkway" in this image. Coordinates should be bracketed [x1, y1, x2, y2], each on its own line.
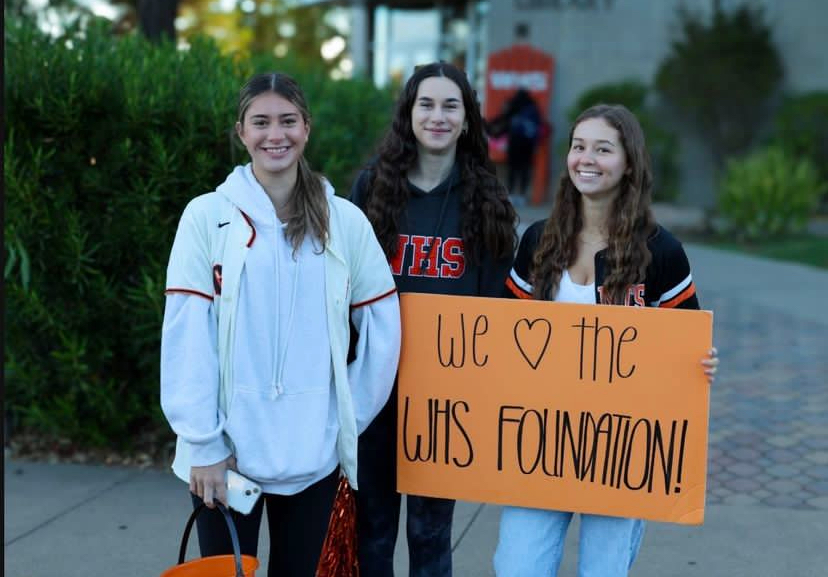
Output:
[5, 203, 828, 576]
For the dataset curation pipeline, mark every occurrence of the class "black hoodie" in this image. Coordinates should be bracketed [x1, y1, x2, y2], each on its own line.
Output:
[350, 163, 512, 298]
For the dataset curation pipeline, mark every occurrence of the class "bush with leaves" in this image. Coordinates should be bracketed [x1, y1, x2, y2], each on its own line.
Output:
[769, 91, 828, 210]
[655, 4, 783, 168]
[568, 79, 680, 202]
[718, 146, 825, 240]
[4, 17, 393, 449]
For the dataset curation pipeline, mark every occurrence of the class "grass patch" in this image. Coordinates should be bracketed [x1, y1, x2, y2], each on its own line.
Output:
[686, 233, 828, 270]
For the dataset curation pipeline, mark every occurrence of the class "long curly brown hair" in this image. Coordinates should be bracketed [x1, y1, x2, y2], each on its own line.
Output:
[361, 62, 516, 264]
[532, 104, 656, 304]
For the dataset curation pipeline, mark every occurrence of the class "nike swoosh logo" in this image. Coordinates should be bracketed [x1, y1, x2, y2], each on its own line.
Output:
[218, 221, 230, 228]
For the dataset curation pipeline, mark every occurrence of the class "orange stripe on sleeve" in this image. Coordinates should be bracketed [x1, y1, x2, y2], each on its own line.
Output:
[164, 288, 214, 301]
[506, 277, 533, 300]
[659, 283, 696, 308]
[351, 287, 398, 309]
[240, 210, 256, 247]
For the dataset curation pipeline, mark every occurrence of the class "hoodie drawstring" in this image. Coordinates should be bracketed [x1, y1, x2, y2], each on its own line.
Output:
[270, 223, 300, 400]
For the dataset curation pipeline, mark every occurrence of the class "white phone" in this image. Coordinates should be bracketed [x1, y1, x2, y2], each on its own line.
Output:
[226, 469, 262, 515]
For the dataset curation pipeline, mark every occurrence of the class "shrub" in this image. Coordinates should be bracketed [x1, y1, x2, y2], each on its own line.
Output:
[570, 79, 648, 114]
[718, 146, 825, 240]
[769, 91, 828, 209]
[4, 17, 392, 448]
[568, 79, 680, 202]
[655, 4, 783, 168]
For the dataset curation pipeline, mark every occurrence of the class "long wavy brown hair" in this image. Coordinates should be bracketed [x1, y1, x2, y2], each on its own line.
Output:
[237, 72, 329, 253]
[532, 104, 656, 304]
[361, 62, 516, 264]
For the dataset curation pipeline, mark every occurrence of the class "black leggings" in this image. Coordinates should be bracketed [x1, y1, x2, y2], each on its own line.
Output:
[190, 468, 338, 577]
[356, 391, 456, 577]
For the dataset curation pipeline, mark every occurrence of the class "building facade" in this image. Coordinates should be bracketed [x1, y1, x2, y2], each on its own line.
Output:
[485, 0, 827, 205]
[351, 0, 826, 205]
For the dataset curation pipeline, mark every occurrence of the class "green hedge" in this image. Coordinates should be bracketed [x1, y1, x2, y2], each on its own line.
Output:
[567, 79, 680, 202]
[4, 17, 392, 447]
[769, 91, 828, 209]
[718, 146, 825, 240]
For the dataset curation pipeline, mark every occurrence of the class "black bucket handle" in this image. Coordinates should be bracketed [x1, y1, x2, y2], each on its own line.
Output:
[177, 502, 245, 577]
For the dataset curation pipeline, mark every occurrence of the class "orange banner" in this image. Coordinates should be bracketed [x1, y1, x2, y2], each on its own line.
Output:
[397, 293, 713, 525]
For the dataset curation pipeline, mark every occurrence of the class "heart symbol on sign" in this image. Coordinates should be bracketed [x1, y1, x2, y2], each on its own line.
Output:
[513, 318, 552, 370]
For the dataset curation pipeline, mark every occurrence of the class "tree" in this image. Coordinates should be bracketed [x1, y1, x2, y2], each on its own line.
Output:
[655, 4, 783, 169]
[176, 0, 346, 71]
[136, 0, 180, 41]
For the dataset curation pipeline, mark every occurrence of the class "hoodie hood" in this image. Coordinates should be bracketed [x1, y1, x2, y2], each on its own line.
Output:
[216, 163, 335, 225]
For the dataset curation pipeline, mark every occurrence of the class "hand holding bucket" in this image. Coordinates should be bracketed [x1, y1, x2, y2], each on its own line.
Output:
[160, 502, 259, 577]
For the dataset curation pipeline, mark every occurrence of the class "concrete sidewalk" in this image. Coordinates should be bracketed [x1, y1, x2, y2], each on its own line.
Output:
[5, 204, 828, 577]
[5, 461, 828, 576]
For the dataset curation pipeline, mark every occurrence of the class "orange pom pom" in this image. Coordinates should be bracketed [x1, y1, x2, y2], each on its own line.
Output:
[315, 476, 359, 577]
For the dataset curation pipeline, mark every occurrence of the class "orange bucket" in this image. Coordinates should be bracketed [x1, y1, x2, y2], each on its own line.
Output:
[161, 502, 259, 577]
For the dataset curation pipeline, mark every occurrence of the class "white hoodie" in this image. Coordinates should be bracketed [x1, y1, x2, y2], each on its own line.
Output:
[161, 164, 400, 494]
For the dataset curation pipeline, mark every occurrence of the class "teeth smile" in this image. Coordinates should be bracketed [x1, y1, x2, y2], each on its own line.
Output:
[264, 146, 288, 153]
[578, 171, 601, 176]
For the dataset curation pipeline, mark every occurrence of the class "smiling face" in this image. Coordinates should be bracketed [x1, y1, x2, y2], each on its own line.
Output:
[567, 117, 629, 201]
[410, 76, 467, 156]
[236, 92, 309, 179]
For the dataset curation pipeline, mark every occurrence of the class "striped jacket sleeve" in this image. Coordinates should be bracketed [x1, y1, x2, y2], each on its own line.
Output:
[652, 235, 699, 310]
[504, 220, 545, 299]
[165, 197, 215, 302]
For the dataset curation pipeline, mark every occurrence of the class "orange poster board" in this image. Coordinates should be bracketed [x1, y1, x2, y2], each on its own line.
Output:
[397, 293, 712, 525]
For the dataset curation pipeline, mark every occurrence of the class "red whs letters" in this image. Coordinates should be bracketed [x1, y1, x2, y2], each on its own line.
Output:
[391, 235, 466, 279]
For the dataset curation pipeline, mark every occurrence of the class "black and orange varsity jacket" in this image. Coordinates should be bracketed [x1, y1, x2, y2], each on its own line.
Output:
[505, 220, 700, 309]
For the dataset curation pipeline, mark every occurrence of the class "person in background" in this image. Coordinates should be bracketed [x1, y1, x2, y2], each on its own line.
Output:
[161, 71, 400, 577]
[505, 88, 543, 205]
[350, 61, 517, 577]
[487, 88, 543, 205]
[496, 103, 719, 577]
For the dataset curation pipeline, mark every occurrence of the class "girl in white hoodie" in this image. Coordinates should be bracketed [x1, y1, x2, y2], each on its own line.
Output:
[161, 72, 400, 576]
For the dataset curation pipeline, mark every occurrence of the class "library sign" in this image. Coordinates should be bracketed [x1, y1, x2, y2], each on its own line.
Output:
[397, 293, 713, 524]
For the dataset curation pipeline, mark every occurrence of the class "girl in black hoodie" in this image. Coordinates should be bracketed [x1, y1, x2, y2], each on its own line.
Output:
[350, 61, 517, 576]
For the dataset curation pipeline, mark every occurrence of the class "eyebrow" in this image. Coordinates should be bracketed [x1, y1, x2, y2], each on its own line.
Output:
[417, 96, 462, 103]
[249, 112, 300, 120]
[571, 137, 617, 147]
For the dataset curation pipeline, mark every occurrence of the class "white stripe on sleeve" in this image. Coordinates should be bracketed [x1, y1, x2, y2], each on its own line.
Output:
[657, 273, 693, 305]
[510, 268, 533, 293]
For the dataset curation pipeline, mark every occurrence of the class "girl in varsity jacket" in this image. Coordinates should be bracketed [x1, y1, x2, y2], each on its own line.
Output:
[160, 72, 400, 577]
[349, 62, 517, 577]
[495, 104, 719, 577]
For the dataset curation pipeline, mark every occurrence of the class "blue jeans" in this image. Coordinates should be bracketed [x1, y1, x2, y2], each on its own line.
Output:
[494, 506, 644, 577]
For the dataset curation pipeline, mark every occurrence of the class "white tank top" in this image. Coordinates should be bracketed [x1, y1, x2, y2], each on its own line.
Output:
[554, 270, 595, 305]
